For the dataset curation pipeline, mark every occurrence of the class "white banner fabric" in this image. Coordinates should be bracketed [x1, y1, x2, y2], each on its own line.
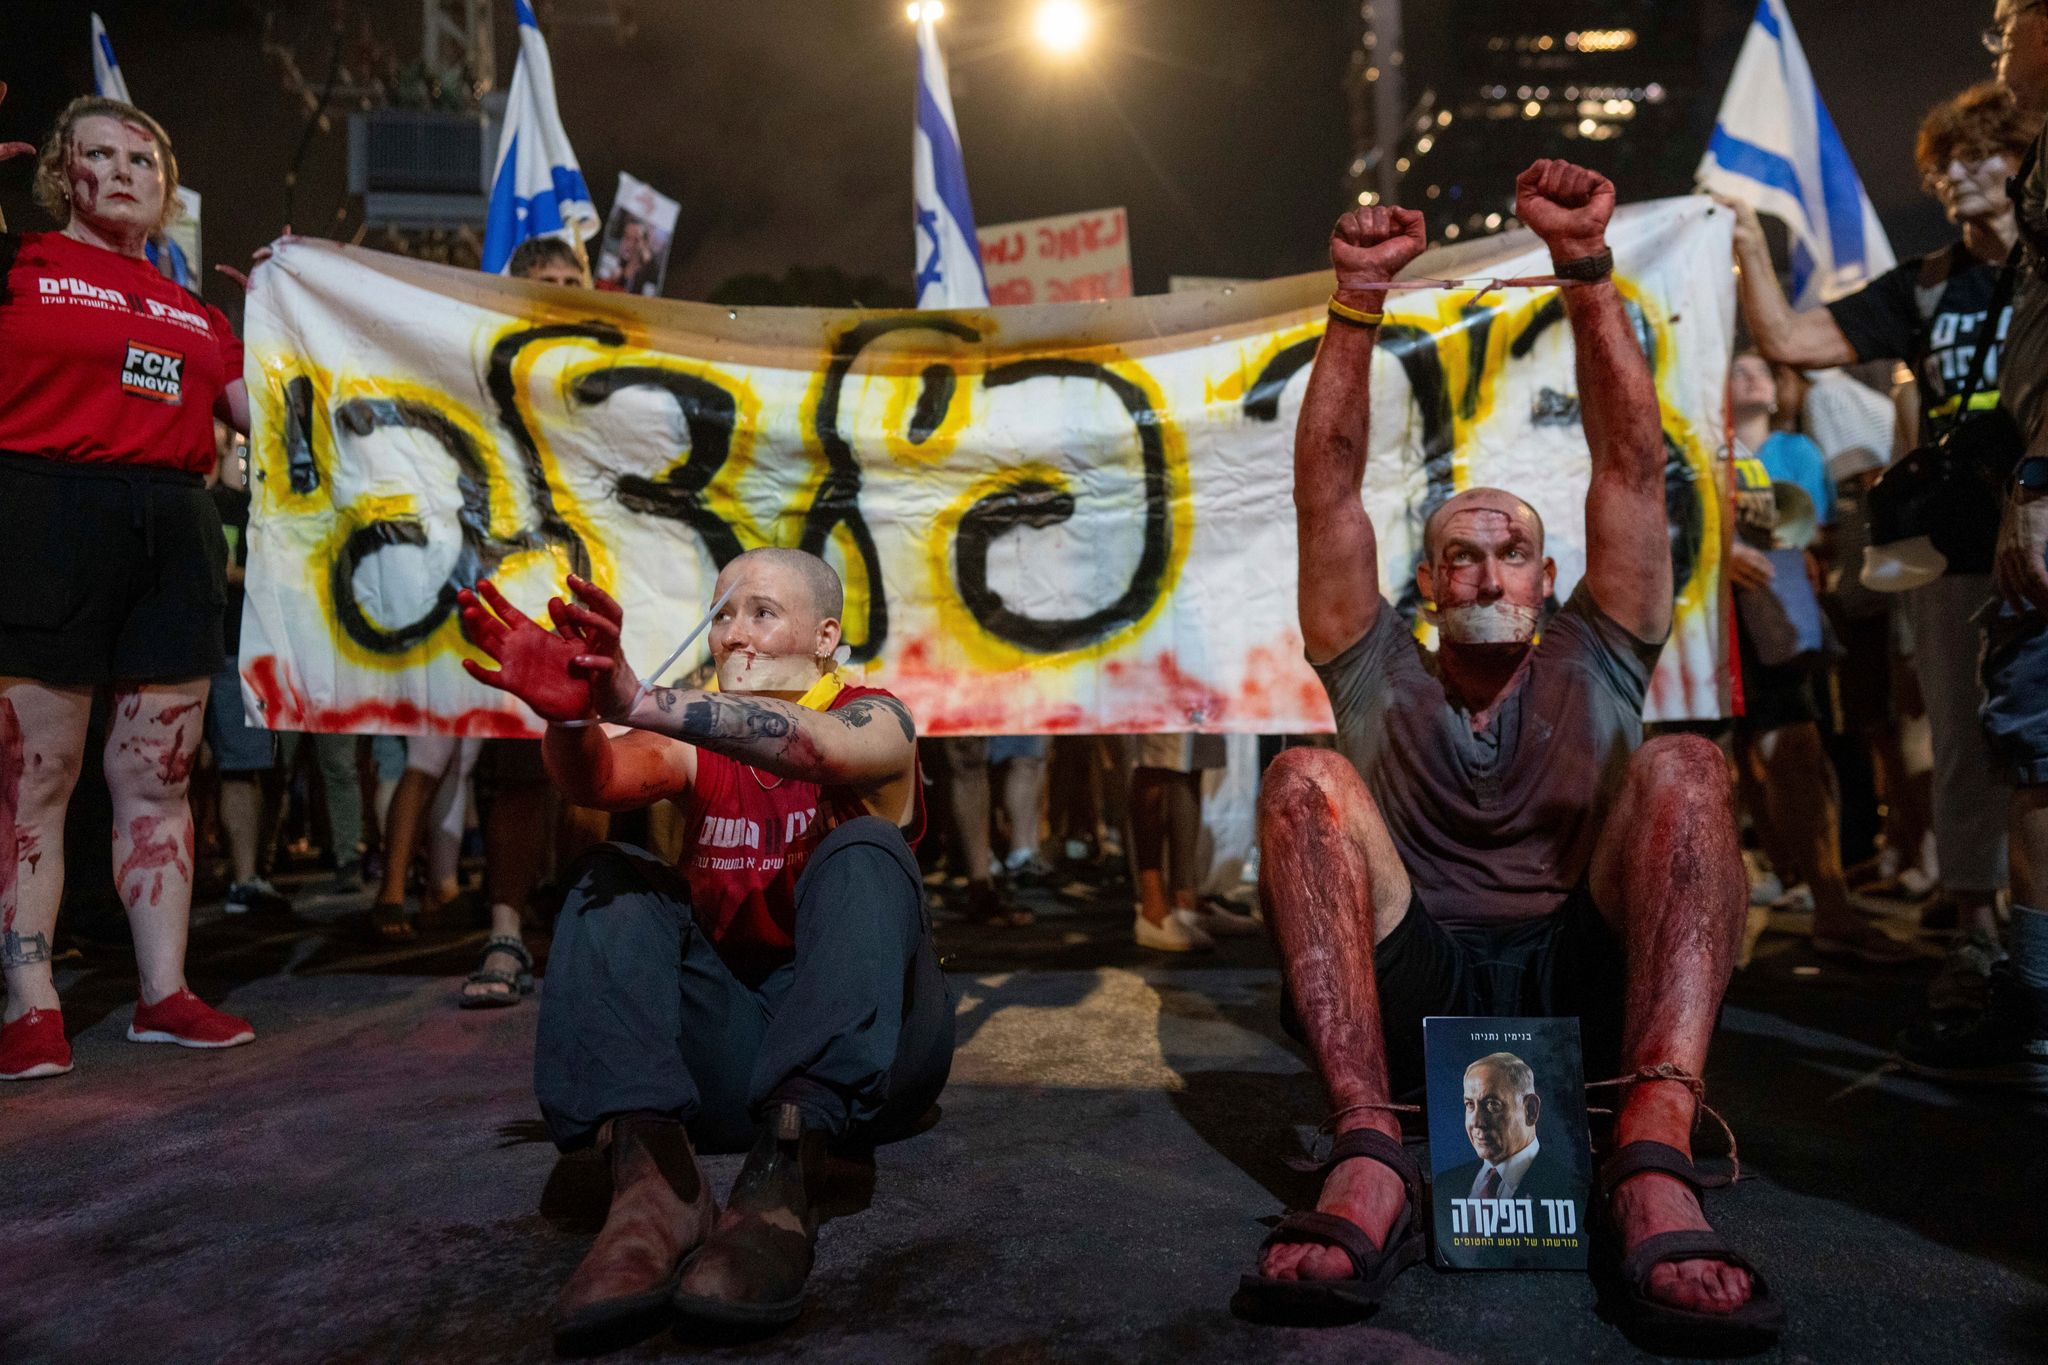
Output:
[238, 197, 1734, 738]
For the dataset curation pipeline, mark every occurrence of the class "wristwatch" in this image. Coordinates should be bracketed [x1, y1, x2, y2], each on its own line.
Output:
[2016, 455, 2048, 498]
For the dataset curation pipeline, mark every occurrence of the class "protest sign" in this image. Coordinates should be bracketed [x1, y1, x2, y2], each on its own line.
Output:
[978, 206, 1132, 306]
[593, 171, 679, 297]
[238, 197, 1733, 737]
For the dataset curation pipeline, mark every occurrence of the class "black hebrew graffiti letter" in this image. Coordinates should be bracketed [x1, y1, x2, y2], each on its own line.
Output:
[959, 359, 1176, 653]
[809, 316, 983, 663]
[578, 366, 748, 570]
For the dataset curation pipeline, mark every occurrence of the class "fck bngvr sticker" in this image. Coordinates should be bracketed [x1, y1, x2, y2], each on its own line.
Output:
[121, 342, 185, 404]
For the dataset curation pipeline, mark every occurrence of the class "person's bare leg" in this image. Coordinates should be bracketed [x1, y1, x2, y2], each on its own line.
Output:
[219, 777, 262, 885]
[376, 768, 437, 905]
[1130, 766, 1172, 924]
[1000, 752, 1046, 865]
[0, 681, 92, 1021]
[1757, 723, 1884, 945]
[1589, 735, 1754, 1316]
[1164, 770, 1203, 912]
[467, 774, 547, 1002]
[944, 738, 993, 884]
[1733, 735, 1798, 895]
[104, 679, 210, 1006]
[1254, 748, 1413, 1282]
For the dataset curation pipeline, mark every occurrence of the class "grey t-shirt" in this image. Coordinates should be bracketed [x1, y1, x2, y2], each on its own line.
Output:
[1312, 584, 1665, 930]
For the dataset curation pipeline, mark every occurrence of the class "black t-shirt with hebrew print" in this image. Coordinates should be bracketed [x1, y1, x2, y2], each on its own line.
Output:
[1826, 243, 2006, 442]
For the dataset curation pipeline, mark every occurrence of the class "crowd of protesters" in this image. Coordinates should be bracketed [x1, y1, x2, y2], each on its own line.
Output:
[3, 38, 2047, 1109]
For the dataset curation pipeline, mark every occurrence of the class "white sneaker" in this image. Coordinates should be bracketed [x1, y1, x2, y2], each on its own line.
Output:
[1188, 900, 1263, 937]
[1134, 908, 1215, 952]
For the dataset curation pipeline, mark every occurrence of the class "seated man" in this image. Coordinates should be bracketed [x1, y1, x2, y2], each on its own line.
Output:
[459, 548, 952, 1346]
[1240, 161, 1783, 1346]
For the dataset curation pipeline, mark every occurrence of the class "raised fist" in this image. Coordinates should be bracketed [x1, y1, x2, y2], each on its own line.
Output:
[1330, 204, 1428, 293]
[1515, 159, 1615, 259]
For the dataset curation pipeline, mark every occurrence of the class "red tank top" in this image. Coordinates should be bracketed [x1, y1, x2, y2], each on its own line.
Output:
[680, 685, 921, 981]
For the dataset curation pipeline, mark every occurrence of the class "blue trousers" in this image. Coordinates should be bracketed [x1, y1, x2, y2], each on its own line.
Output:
[534, 818, 955, 1154]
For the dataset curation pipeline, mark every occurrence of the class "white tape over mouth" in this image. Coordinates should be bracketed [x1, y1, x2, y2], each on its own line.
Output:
[1435, 602, 1540, 645]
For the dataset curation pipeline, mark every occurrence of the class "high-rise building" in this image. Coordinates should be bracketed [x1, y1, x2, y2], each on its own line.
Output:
[1347, 1, 1746, 242]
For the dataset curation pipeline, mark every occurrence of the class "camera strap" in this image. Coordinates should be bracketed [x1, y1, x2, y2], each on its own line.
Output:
[1944, 242, 2022, 445]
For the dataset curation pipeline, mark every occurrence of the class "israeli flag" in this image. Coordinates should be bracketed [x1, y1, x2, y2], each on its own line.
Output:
[912, 13, 989, 309]
[1698, 0, 1894, 308]
[481, 0, 600, 275]
[91, 12, 132, 102]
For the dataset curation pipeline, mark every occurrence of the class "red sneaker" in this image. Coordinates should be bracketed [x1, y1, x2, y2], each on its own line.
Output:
[127, 991, 255, 1049]
[0, 1008, 74, 1080]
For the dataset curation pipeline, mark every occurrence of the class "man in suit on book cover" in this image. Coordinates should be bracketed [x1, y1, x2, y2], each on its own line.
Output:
[1440, 1053, 1574, 1205]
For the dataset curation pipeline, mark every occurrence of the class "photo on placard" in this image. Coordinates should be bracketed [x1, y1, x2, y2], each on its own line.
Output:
[1423, 1016, 1591, 1270]
[593, 171, 681, 298]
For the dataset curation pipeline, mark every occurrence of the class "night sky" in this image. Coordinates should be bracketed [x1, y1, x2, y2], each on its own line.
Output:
[0, 0, 2007, 317]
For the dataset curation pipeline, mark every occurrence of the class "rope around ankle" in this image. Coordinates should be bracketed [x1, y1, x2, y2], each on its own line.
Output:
[1583, 1063, 1741, 1187]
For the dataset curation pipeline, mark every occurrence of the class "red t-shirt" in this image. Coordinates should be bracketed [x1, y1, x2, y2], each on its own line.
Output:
[681, 685, 921, 982]
[0, 231, 243, 473]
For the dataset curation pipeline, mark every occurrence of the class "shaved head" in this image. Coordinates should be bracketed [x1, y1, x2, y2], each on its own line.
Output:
[1423, 488, 1545, 561]
[723, 547, 843, 623]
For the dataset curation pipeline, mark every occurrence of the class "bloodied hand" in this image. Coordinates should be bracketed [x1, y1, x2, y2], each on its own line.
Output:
[1514, 159, 1615, 258]
[548, 574, 643, 720]
[459, 579, 608, 724]
[1329, 205, 1428, 292]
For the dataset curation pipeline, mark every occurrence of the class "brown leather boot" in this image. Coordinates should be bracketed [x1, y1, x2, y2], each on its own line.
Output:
[553, 1112, 713, 1347]
[671, 1102, 825, 1329]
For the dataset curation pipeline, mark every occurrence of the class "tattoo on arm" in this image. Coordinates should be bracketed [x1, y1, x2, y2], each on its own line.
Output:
[632, 687, 913, 781]
[2, 930, 51, 968]
[832, 696, 916, 742]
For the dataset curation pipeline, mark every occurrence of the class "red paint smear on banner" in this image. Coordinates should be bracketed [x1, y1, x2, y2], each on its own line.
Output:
[243, 655, 536, 738]
[0, 698, 21, 933]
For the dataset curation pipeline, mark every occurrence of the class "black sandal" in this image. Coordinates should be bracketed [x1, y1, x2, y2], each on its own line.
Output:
[369, 901, 416, 943]
[1234, 1127, 1427, 1323]
[1595, 1140, 1786, 1352]
[460, 935, 534, 1009]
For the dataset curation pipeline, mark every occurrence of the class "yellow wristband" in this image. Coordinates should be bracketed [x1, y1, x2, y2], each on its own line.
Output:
[1327, 295, 1385, 327]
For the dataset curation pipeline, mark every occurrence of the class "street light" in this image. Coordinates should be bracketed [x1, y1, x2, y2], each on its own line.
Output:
[906, 1, 944, 22]
[1033, 0, 1091, 54]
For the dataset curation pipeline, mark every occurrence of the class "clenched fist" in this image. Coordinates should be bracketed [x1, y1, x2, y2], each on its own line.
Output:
[1330, 204, 1428, 295]
[1515, 159, 1615, 260]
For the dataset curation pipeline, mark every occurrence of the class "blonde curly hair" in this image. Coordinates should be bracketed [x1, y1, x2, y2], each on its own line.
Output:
[32, 96, 182, 234]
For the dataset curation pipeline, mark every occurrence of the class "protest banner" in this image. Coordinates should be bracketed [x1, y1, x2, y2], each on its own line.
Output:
[237, 197, 1734, 738]
[593, 171, 680, 297]
[978, 206, 1133, 306]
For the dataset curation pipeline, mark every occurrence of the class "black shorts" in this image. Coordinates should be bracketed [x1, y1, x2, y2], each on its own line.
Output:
[0, 453, 226, 686]
[1287, 889, 1627, 1103]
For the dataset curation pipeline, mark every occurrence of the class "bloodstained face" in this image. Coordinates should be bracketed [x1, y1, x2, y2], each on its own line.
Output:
[707, 560, 841, 695]
[66, 113, 166, 240]
[1415, 491, 1553, 647]
[1463, 1061, 1540, 1164]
